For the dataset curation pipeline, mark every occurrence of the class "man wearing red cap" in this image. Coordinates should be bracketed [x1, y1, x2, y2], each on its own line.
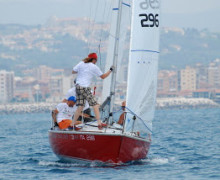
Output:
[88, 53, 98, 59]
[72, 53, 113, 130]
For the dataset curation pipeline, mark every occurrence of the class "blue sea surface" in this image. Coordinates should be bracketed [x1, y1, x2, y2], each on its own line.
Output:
[0, 108, 220, 180]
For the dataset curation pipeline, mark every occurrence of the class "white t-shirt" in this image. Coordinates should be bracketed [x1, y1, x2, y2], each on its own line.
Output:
[56, 103, 77, 123]
[73, 61, 103, 87]
[64, 87, 90, 110]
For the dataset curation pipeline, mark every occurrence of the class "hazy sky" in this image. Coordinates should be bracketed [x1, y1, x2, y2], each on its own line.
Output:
[0, 0, 220, 31]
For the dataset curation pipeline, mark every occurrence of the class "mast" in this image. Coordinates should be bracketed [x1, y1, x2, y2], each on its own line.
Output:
[109, 0, 123, 118]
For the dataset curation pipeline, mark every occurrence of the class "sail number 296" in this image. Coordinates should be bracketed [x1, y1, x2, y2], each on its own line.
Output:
[139, 14, 159, 27]
[139, 0, 160, 28]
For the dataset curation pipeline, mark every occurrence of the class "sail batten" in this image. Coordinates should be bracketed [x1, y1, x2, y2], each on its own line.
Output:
[131, 49, 159, 53]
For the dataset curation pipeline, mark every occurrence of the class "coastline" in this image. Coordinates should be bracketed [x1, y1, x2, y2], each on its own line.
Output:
[156, 97, 219, 110]
[0, 98, 219, 114]
[0, 102, 57, 114]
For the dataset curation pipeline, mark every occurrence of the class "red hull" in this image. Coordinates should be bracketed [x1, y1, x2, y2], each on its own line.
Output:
[49, 131, 151, 164]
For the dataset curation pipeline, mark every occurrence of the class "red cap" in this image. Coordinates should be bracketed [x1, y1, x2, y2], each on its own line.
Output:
[88, 53, 98, 60]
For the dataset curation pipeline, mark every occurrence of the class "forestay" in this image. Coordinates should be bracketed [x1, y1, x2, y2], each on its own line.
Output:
[125, 0, 160, 133]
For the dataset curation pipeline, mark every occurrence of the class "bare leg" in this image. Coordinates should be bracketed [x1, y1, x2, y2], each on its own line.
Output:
[72, 106, 84, 126]
[93, 104, 101, 125]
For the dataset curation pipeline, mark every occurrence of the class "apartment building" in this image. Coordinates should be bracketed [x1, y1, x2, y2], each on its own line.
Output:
[48, 75, 72, 102]
[178, 66, 197, 91]
[207, 62, 220, 89]
[157, 70, 178, 97]
[0, 70, 14, 103]
[23, 65, 64, 83]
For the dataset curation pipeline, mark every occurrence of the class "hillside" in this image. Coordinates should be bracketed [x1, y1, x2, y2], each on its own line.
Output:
[0, 19, 220, 74]
[160, 28, 220, 69]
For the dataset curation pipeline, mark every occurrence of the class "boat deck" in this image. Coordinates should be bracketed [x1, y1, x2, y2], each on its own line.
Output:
[50, 121, 148, 141]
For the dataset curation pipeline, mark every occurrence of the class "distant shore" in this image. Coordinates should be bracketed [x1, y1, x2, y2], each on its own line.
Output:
[0, 102, 57, 114]
[0, 98, 219, 114]
[156, 97, 219, 109]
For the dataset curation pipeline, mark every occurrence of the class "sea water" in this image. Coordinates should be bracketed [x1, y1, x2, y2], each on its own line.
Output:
[0, 108, 220, 180]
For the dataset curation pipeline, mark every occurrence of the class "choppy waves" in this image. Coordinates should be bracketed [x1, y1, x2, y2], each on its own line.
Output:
[1, 109, 220, 179]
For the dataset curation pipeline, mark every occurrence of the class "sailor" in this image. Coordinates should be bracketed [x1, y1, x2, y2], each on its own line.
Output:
[52, 96, 81, 130]
[118, 101, 126, 125]
[72, 52, 113, 130]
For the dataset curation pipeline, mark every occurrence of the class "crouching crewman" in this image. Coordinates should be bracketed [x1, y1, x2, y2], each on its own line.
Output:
[52, 96, 79, 130]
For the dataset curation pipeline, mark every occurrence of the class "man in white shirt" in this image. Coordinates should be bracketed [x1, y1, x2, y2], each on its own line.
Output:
[72, 53, 113, 130]
[52, 96, 81, 130]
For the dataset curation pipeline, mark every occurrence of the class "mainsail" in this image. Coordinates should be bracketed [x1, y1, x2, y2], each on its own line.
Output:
[125, 0, 160, 133]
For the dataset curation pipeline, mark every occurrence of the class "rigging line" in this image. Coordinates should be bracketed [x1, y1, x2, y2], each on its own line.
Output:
[129, 0, 132, 34]
[88, 1, 95, 54]
[98, 0, 115, 72]
[104, 1, 118, 40]
[125, 106, 153, 133]
[100, 0, 115, 69]
[86, 0, 94, 54]
[98, 44, 102, 70]
[97, 0, 109, 70]
[102, 1, 118, 41]
[89, 0, 101, 53]
[107, 0, 115, 22]
[87, 0, 100, 54]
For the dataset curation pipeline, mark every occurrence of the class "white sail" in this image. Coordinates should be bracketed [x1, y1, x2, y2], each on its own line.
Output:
[125, 0, 160, 133]
[101, 0, 131, 104]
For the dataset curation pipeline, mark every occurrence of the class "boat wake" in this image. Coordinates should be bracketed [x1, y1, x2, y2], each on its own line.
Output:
[38, 160, 83, 168]
[38, 159, 118, 168]
[38, 156, 171, 168]
[143, 157, 170, 165]
[127, 157, 171, 166]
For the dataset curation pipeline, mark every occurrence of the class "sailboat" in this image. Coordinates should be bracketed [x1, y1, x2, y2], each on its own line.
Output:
[49, 0, 160, 164]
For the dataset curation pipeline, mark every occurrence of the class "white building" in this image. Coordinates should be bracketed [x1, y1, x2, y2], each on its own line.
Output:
[47, 75, 73, 102]
[178, 66, 197, 91]
[208, 61, 220, 89]
[0, 70, 14, 103]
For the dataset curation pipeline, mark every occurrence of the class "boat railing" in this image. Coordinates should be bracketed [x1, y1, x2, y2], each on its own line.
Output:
[125, 107, 152, 132]
[50, 107, 151, 141]
[121, 107, 152, 140]
[102, 106, 152, 139]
